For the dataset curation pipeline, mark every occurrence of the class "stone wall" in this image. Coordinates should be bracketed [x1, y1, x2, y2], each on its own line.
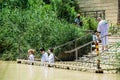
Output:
[77, 0, 119, 24]
[118, 0, 120, 24]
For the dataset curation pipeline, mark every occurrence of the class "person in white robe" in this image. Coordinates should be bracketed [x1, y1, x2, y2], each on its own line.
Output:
[48, 48, 55, 66]
[40, 48, 49, 64]
[97, 17, 109, 51]
[28, 49, 35, 65]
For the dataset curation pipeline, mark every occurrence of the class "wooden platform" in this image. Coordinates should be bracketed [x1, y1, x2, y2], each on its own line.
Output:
[17, 59, 98, 72]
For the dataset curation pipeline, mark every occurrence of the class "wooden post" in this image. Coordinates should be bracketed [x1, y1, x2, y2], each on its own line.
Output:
[75, 50, 78, 61]
[91, 43, 92, 53]
[95, 41, 99, 56]
[95, 59, 103, 73]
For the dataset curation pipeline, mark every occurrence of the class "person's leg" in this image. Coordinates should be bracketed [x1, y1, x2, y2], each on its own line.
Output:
[102, 45, 104, 51]
[101, 37, 105, 51]
[105, 45, 108, 51]
[105, 36, 109, 51]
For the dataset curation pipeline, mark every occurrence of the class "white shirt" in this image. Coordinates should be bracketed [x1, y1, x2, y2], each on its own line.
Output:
[49, 53, 54, 64]
[97, 20, 109, 46]
[41, 52, 49, 62]
[28, 54, 34, 61]
[93, 34, 97, 41]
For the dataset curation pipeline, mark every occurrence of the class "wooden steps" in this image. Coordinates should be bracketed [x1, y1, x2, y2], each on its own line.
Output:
[17, 59, 118, 73]
[78, 0, 119, 24]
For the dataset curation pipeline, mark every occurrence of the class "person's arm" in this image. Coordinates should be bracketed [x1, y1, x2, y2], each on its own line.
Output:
[97, 24, 101, 33]
[45, 53, 49, 62]
[49, 54, 54, 61]
[49, 54, 54, 64]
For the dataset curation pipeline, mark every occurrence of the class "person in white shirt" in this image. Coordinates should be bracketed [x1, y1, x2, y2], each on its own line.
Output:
[40, 48, 49, 63]
[28, 49, 35, 65]
[48, 48, 55, 66]
[97, 17, 109, 51]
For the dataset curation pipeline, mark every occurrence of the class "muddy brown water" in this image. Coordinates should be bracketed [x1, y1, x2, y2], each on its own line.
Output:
[0, 61, 120, 80]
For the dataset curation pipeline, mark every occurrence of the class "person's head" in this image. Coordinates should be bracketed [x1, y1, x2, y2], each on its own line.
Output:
[97, 17, 102, 22]
[28, 49, 35, 55]
[39, 48, 45, 54]
[76, 14, 80, 18]
[48, 48, 54, 54]
[93, 30, 97, 35]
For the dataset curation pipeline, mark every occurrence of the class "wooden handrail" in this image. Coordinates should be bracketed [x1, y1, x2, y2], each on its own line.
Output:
[54, 33, 92, 49]
[64, 35, 109, 53]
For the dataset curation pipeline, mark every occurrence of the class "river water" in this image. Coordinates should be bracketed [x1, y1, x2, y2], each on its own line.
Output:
[0, 61, 120, 80]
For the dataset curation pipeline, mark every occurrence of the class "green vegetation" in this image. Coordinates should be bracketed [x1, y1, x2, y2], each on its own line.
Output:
[0, 0, 97, 60]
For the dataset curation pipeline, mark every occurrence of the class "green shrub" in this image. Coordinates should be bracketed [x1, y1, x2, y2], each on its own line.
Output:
[0, 0, 94, 60]
[82, 16, 98, 30]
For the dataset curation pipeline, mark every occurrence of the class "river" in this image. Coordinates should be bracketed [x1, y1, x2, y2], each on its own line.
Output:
[0, 61, 120, 80]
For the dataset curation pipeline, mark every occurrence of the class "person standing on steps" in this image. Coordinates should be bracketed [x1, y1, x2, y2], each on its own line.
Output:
[97, 17, 109, 51]
[74, 14, 83, 27]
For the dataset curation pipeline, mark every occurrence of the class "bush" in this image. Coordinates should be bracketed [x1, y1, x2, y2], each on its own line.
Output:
[0, 0, 94, 60]
[51, 0, 77, 22]
[82, 16, 98, 30]
[0, 0, 83, 60]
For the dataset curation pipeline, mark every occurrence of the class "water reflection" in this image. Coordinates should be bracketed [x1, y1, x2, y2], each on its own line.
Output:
[40, 66, 54, 80]
[92, 74, 106, 80]
[28, 65, 34, 80]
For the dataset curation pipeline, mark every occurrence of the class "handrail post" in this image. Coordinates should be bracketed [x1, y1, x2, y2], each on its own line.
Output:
[75, 40, 77, 48]
[91, 43, 92, 54]
[75, 49, 78, 61]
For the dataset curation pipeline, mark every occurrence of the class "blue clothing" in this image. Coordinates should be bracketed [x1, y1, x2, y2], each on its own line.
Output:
[93, 34, 97, 41]
[75, 17, 82, 26]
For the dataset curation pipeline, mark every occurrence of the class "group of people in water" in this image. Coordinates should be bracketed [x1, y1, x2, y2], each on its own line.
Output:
[28, 48, 54, 66]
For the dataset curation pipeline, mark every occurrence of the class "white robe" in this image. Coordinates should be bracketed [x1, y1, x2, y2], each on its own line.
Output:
[97, 20, 109, 46]
[41, 52, 49, 62]
[28, 54, 34, 61]
[28, 54, 34, 65]
[48, 53, 54, 66]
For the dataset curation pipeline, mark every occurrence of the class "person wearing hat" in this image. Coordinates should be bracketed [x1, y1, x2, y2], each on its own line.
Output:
[28, 49, 35, 65]
[74, 14, 83, 27]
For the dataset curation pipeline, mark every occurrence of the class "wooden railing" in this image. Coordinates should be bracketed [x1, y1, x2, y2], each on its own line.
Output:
[64, 35, 109, 60]
[64, 34, 120, 70]
[81, 10, 105, 19]
[53, 31, 93, 61]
